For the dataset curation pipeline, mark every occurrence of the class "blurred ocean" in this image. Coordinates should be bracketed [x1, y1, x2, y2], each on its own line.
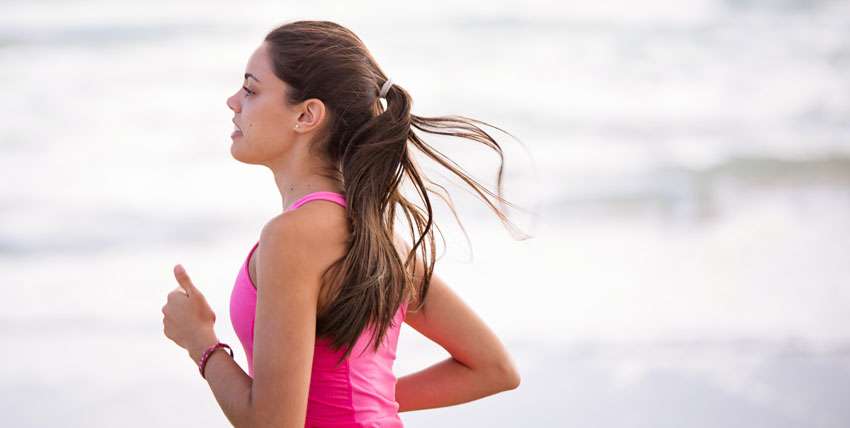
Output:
[2, 0, 849, 426]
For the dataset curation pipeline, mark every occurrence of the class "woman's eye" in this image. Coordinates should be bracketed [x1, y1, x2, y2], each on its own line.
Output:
[242, 86, 254, 96]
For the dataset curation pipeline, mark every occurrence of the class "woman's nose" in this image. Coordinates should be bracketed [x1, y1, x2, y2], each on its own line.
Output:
[226, 93, 239, 112]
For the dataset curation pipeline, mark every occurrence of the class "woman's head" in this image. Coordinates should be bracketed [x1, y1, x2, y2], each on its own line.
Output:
[227, 20, 529, 365]
[226, 21, 400, 172]
[226, 41, 316, 164]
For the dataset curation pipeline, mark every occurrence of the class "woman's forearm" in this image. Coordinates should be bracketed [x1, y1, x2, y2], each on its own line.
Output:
[188, 340, 254, 427]
[395, 357, 517, 412]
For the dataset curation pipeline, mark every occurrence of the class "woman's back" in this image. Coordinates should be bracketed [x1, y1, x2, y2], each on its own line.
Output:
[229, 191, 407, 427]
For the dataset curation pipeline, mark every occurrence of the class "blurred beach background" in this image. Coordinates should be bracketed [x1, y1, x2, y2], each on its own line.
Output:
[2, 0, 850, 426]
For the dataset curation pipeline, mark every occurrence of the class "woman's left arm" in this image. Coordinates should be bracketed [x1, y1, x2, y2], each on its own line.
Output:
[166, 210, 333, 428]
[187, 338, 255, 427]
[248, 212, 331, 427]
[164, 266, 256, 427]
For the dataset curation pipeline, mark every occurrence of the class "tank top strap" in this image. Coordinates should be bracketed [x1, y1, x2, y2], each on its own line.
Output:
[287, 191, 347, 212]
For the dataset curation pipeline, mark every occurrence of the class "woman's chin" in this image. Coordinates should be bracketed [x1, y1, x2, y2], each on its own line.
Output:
[230, 140, 245, 161]
[230, 141, 262, 165]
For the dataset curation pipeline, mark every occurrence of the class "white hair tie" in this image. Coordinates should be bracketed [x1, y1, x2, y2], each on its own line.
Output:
[379, 78, 394, 99]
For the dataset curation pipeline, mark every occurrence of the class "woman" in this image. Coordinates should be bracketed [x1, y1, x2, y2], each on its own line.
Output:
[162, 20, 525, 427]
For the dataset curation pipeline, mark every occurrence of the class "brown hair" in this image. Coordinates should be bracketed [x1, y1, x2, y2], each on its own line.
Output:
[263, 20, 532, 365]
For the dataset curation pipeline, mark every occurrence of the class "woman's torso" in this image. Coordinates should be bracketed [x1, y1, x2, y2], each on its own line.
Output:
[229, 191, 407, 427]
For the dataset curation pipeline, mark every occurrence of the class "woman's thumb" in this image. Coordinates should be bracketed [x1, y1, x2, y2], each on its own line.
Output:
[173, 264, 197, 296]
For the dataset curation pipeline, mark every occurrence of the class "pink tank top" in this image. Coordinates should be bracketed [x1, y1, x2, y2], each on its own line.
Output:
[229, 191, 408, 427]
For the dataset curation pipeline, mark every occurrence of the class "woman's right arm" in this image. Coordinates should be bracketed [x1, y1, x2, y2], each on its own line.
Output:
[393, 236, 521, 412]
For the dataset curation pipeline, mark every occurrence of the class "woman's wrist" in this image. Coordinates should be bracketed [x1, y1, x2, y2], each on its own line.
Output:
[188, 332, 220, 362]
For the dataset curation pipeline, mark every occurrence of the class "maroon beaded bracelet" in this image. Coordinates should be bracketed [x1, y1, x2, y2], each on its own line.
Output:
[198, 342, 234, 379]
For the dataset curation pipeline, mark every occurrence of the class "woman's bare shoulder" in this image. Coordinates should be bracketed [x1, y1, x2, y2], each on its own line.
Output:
[261, 203, 350, 263]
[270, 201, 348, 237]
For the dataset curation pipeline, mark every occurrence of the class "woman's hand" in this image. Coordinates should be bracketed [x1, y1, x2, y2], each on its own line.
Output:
[162, 264, 219, 360]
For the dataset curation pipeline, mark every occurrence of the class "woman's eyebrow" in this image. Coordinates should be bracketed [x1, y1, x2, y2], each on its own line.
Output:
[244, 73, 261, 83]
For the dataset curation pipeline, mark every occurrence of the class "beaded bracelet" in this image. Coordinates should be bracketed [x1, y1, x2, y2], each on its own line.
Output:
[198, 342, 234, 379]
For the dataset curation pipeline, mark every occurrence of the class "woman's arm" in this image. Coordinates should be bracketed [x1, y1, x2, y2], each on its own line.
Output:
[187, 340, 255, 426]
[393, 236, 521, 412]
[192, 209, 346, 427]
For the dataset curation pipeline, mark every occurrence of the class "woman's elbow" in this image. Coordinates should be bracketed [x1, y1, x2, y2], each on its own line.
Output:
[503, 365, 522, 390]
[489, 359, 521, 391]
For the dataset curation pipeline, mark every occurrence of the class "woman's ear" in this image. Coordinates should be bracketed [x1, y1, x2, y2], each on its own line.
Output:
[295, 98, 327, 132]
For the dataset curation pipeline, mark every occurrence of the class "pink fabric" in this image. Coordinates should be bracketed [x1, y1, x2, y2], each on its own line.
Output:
[229, 191, 407, 427]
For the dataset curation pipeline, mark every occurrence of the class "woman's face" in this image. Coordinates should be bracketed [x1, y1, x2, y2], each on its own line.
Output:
[226, 42, 298, 164]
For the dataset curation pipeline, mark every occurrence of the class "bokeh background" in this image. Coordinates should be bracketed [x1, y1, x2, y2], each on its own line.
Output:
[3, 0, 850, 426]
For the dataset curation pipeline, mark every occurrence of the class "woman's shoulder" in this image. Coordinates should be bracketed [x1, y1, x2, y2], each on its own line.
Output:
[260, 204, 350, 258]
[392, 232, 428, 308]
